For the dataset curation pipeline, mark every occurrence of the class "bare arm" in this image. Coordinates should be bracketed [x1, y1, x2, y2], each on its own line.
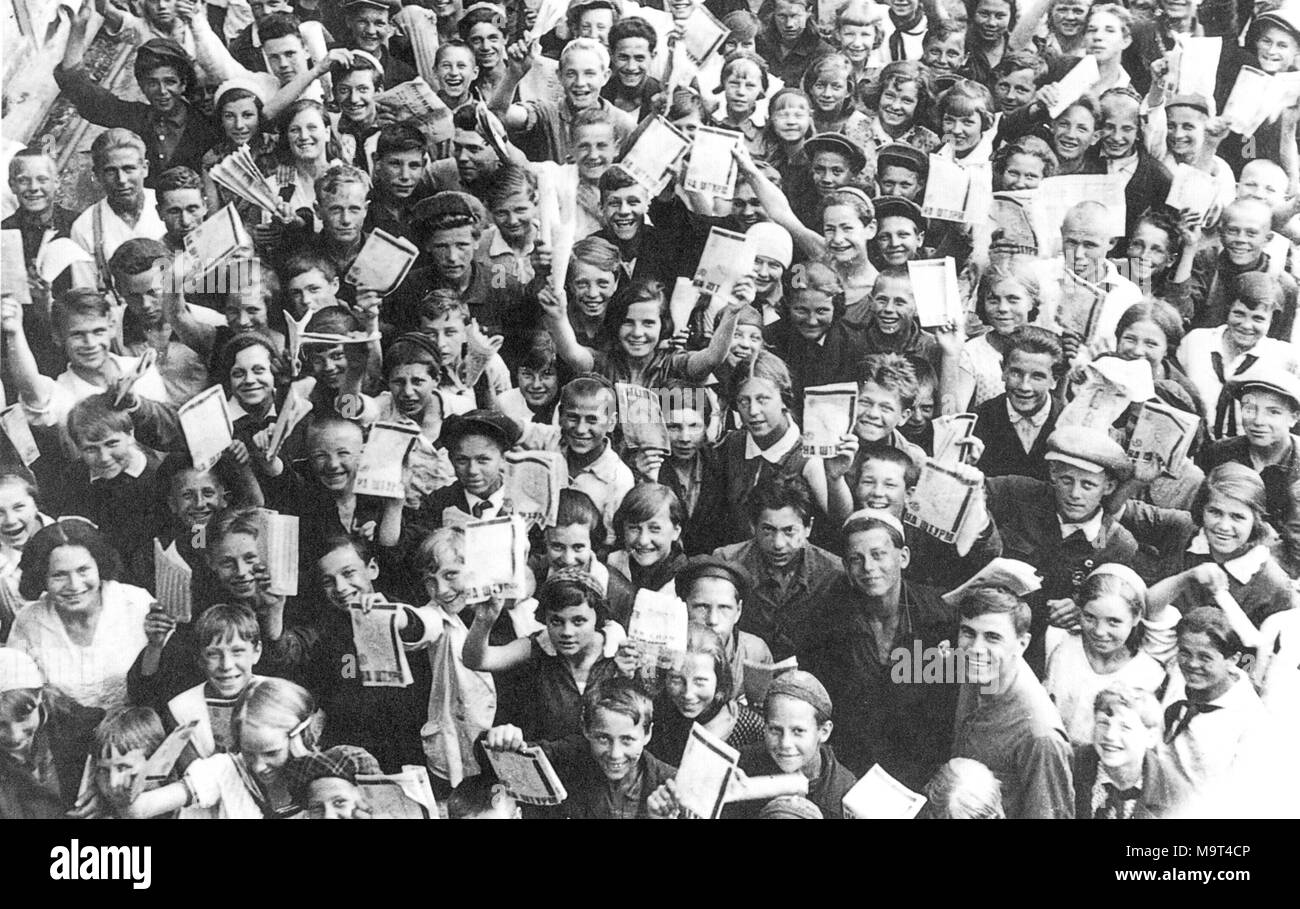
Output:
[462, 597, 535, 672]
[538, 285, 596, 373]
[1009, 0, 1052, 50]
[731, 145, 826, 259]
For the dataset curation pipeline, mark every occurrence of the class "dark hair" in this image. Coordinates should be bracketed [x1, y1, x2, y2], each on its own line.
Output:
[215, 330, 288, 399]
[538, 575, 612, 627]
[66, 394, 133, 445]
[746, 477, 815, 526]
[1177, 605, 1242, 657]
[1006, 324, 1065, 371]
[922, 19, 966, 46]
[994, 48, 1047, 81]
[554, 487, 605, 539]
[1230, 272, 1284, 313]
[275, 99, 343, 165]
[155, 166, 203, 196]
[259, 12, 305, 44]
[597, 164, 641, 200]
[858, 441, 921, 487]
[448, 774, 512, 818]
[1115, 299, 1183, 351]
[957, 585, 1031, 637]
[667, 87, 705, 121]
[608, 14, 657, 53]
[108, 237, 169, 278]
[376, 122, 428, 159]
[484, 163, 538, 210]
[281, 250, 338, 285]
[582, 676, 653, 732]
[1191, 463, 1273, 547]
[615, 483, 685, 533]
[1130, 206, 1185, 266]
[992, 136, 1058, 182]
[862, 60, 935, 123]
[606, 279, 672, 347]
[194, 603, 262, 651]
[17, 520, 124, 600]
[52, 288, 112, 338]
[383, 335, 444, 381]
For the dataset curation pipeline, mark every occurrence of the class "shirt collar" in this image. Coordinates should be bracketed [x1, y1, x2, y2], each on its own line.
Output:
[1186, 534, 1270, 584]
[744, 422, 801, 463]
[1006, 396, 1051, 426]
[569, 443, 621, 482]
[1059, 509, 1104, 543]
[151, 102, 189, 130]
[90, 446, 148, 482]
[227, 396, 276, 423]
[466, 487, 505, 510]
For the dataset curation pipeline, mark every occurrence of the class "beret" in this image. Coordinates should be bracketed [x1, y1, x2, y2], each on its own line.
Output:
[439, 410, 522, 451]
[804, 132, 867, 174]
[746, 221, 794, 268]
[1044, 425, 1132, 478]
[674, 555, 752, 601]
[767, 670, 833, 719]
[286, 745, 381, 801]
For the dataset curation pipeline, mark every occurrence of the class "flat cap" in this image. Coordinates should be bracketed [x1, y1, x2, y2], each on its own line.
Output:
[876, 142, 929, 178]
[286, 745, 381, 801]
[439, 410, 522, 451]
[674, 555, 752, 601]
[1044, 425, 1132, 477]
[804, 132, 867, 174]
[1165, 93, 1214, 117]
[1228, 361, 1300, 411]
[873, 195, 926, 229]
[767, 670, 833, 719]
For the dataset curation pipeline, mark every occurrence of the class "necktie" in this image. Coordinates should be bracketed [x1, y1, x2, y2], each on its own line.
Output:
[1163, 698, 1223, 743]
[471, 499, 491, 518]
[1094, 782, 1143, 819]
[1210, 351, 1257, 437]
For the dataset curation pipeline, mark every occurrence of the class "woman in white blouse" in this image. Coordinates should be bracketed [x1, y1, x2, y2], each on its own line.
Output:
[9, 521, 154, 710]
[262, 99, 344, 232]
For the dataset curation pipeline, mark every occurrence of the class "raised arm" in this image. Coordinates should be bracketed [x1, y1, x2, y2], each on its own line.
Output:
[0, 297, 48, 408]
[1009, 0, 1052, 50]
[462, 596, 534, 672]
[731, 144, 826, 259]
[537, 284, 597, 373]
[682, 299, 746, 381]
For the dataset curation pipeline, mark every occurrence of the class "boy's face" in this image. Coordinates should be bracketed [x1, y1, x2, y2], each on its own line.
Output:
[1084, 11, 1130, 62]
[1225, 300, 1272, 349]
[168, 468, 228, 527]
[1093, 704, 1157, 772]
[753, 506, 810, 570]
[96, 745, 149, 813]
[95, 147, 147, 214]
[518, 363, 559, 408]
[546, 522, 594, 571]
[0, 481, 39, 550]
[307, 777, 369, 818]
[158, 188, 206, 240]
[994, 68, 1037, 114]
[450, 433, 506, 498]
[584, 706, 650, 783]
[308, 423, 363, 493]
[810, 68, 850, 113]
[453, 128, 497, 184]
[731, 183, 766, 230]
[856, 379, 911, 442]
[428, 225, 477, 284]
[144, 0, 177, 26]
[869, 277, 916, 335]
[957, 610, 1027, 686]
[1238, 163, 1288, 208]
[560, 393, 616, 455]
[571, 260, 617, 317]
[1165, 106, 1206, 160]
[810, 151, 854, 195]
[1220, 207, 1271, 265]
[666, 406, 708, 460]
[78, 429, 137, 479]
[288, 268, 339, 316]
[436, 47, 479, 99]
[1052, 105, 1097, 161]
[573, 123, 617, 183]
[877, 164, 921, 201]
[263, 36, 309, 84]
[1049, 461, 1115, 523]
[1004, 349, 1057, 415]
[736, 377, 787, 439]
[601, 184, 648, 240]
[490, 192, 538, 245]
[1061, 212, 1111, 282]
[467, 23, 506, 70]
[202, 632, 262, 697]
[922, 34, 966, 72]
[843, 527, 907, 598]
[348, 8, 392, 53]
[973, 0, 1012, 43]
[375, 148, 425, 200]
[1240, 388, 1299, 450]
[210, 532, 262, 600]
[249, 0, 292, 23]
[62, 311, 113, 372]
[854, 457, 910, 513]
[560, 48, 610, 110]
[764, 694, 830, 774]
[1050, 0, 1089, 38]
[318, 183, 369, 246]
[1256, 24, 1300, 74]
[999, 152, 1045, 191]
[875, 216, 923, 266]
[576, 9, 615, 43]
[318, 544, 378, 611]
[729, 322, 764, 361]
[909, 381, 936, 428]
[117, 265, 165, 329]
[224, 288, 270, 332]
[624, 502, 681, 566]
[1124, 223, 1172, 284]
[887, 0, 919, 16]
[612, 37, 652, 88]
[773, 0, 810, 43]
[335, 69, 379, 125]
[389, 363, 439, 420]
[420, 311, 468, 368]
[789, 290, 835, 341]
[10, 156, 56, 214]
[1099, 100, 1140, 159]
[685, 576, 742, 640]
[308, 344, 350, 390]
[1176, 631, 1233, 699]
[139, 64, 186, 116]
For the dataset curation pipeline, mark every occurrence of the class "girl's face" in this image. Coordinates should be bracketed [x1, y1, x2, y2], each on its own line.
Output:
[878, 80, 919, 129]
[240, 721, 292, 787]
[736, 376, 788, 439]
[617, 299, 662, 360]
[942, 106, 984, 152]
[1226, 300, 1271, 350]
[45, 544, 102, 615]
[287, 108, 328, 162]
[518, 364, 559, 409]
[1116, 318, 1168, 368]
[984, 278, 1035, 334]
[666, 407, 708, 460]
[1085, 11, 1129, 63]
[973, 0, 1013, 44]
[839, 24, 878, 64]
[0, 693, 42, 759]
[789, 291, 836, 341]
[623, 502, 681, 566]
[1080, 593, 1138, 659]
[387, 363, 438, 420]
[752, 255, 786, 296]
[1125, 223, 1172, 284]
[1166, 107, 1206, 161]
[1202, 491, 1255, 557]
[423, 555, 464, 609]
[724, 61, 764, 116]
[822, 204, 872, 263]
[0, 482, 40, 551]
[668, 652, 720, 719]
[1052, 105, 1097, 161]
[546, 602, 599, 657]
[1255, 25, 1300, 74]
[771, 95, 813, 142]
[729, 323, 765, 361]
[308, 345, 349, 390]
[1000, 151, 1046, 190]
[221, 97, 261, 146]
[571, 260, 618, 319]
[810, 66, 850, 113]
[230, 344, 275, 409]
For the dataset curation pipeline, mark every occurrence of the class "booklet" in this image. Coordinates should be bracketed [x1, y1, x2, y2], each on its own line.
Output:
[1172, 35, 1222, 103]
[619, 116, 691, 194]
[1220, 66, 1273, 136]
[178, 384, 233, 473]
[684, 126, 741, 198]
[802, 383, 857, 458]
[504, 449, 566, 528]
[842, 764, 927, 819]
[693, 226, 755, 297]
[1052, 269, 1106, 342]
[903, 460, 981, 544]
[741, 655, 798, 706]
[1059, 358, 1151, 430]
[678, 5, 729, 67]
[154, 539, 194, 623]
[379, 78, 454, 147]
[113, 347, 157, 407]
[183, 203, 251, 278]
[1165, 163, 1220, 221]
[344, 228, 419, 296]
[668, 276, 702, 336]
[356, 766, 439, 819]
[617, 382, 671, 453]
[462, 515, 528, 601]
[483, 745, 569, 807]
[210, 146, 280, 215]
[266, 383, 315, 459]
[675, 723, 740, 819]
[353, 421, 420, 499]
[130, 720, 200, 801]
[1, 403, 39, 466]
[255, 509, 299, 597]
[932, 413, 978, 466]
[401, 7, 441, 87]
[34, 236, 94, 284]
[1047, 53, 1100, 118]
[350, 598, 415, 688]
[908, 256, 963, 328]
[941, 557, 1043, 605]
[1127, 400, 1199, 478]
[628, 587, 689, 672]
[1, 230, 30, 305]
[922, 155, 970, 222]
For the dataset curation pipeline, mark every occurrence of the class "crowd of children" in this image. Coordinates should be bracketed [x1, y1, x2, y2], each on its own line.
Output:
[2, 0, 1300, 819]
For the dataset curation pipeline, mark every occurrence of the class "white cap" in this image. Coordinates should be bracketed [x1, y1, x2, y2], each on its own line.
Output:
[0, 649, 44, 693]
[746, 221, 794, 269]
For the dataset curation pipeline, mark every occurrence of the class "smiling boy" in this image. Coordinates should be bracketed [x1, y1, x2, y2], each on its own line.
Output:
[558, 377, 634, 546]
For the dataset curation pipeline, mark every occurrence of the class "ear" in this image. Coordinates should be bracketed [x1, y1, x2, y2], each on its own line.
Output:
[251, 641, 263, 667]
[1103, 476, 1118, 497]
[899, 405, 915, 424]
[1016, 631, 1031, 656]
[898, 544, 911, 570]
[863, 219, 879, 240]
[365, 558, 380, 581]
[817, 720, 833, 744]
[328, 276, 341, 293]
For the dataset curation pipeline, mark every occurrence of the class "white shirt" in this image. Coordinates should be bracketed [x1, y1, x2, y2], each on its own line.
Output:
[465, 487, 506, 519]
[1007, 396, 1052, 453]
[744, 422, 802, 463]
[1186, 533, 1270, 584]
[24, 353, 168, 429]
[1159, 664, 1274, 791]
[68, 193, 166, 289]
[1058, 509, 1104, 543]
[1177, 326, 1298, 435]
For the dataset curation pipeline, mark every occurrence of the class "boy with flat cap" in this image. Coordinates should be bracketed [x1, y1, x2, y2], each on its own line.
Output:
[875, 143, 927, 203]
[676, 555, 774, 705]
[986, 425, 1139, 676]
[410, 410, 522, 534]
[286, 743, 384, 818]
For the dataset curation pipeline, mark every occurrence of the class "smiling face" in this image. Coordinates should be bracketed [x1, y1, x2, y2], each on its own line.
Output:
[77, 429, 137, 480]
[467, 21, 505, 70]
[612, 36, 652, 88]
[45, 544, 102, 616]
[436, 45, 478, 102]
[855, 380, 911, 442]
[868, 276, 916, 335]
[1177, 630, 1234, 699]
[423, 553, 464, 609]
[1124, 223, 1172, 286]
[855, 456, 909, 513]
[878, 79, 920, 131]
[561, 47, 610, 111]
[1225, 299, 1272, 350]
[667, 652, 720, 719]
[308, 345, 349, 390]
[210, 531, 261, 600]
[240, 721, 293, 788]
[1165, 105, 1206, 162]
[875, 216, 923, 266]
[811, 152, 855, 196]
[287, 107, 329, 163]
[1099, 98, 1140, 159]
[728, 322, 765, 362]
[999, 151, 1046, 190]
[623, 502, 681, 566]
[616, 299, 662, 360]
[973, 0, 1013, 44]
[601, 184, 647, 241]
[347, 7, 391, 53]
[1051, 0, 1089, 37]
[308, 423, 363, 494]
[923, 33, 967, 72]
[168, 468, 228, 529]
[822, 203, 874, 261]
[1238, 161, 1289, 208]
[453, 128, 496, 184]
[201, 631, 262, 698]
[139, 64, 186, 116]
[490, 191, 538, 245]
[9, 155, 56, 214]
[983, 277, 1035, 334]
[573, 123, 616, 183]
[1052, 104, 1097, 162]
[1240, 387, 1299, 452]
[1061, 210, 1112, 282]
[840, 23, 879, 64]
[318, 182, 369, 246]
[1049, 461, 1115, 523]
[1220, 206, 1271, 266]
[575, 8, 615, 43]
[227, 343, 274, 410]
[0, 481, 39, 552]
[731, 182, 766, 230]
[1080, 593, 1138, 659]
[736, 376, 788, 440]
[585, 706, 650, 782]
[1255, 23, 1300, 74]
[994, 68, 1036, 114]
[570, 260, 617, 318]
[770, 93, 812, 142]
[764, 694, 829, 774]
[317, 544, 376, 612]
[957, 609, 1027, 686]
[374, 147, 425, 201]
[546, 522, 594, 572]
[810, 65, 850, 113]
[789, 290, 836, 342]
[518, 363, 559, 409]
[1004, 348, 1057, 415]
[334, 68, 379, 125]
[751, 255, 784, 297]
[844, 526, 907, 598]
[1093, 702, 1157, 772]
[941, 106, 983, 152]
[1115, 318, 1168, 371]
[450, 433, 506, 498]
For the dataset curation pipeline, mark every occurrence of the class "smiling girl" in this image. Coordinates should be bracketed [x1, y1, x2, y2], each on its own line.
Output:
[966, 260, 1044, 406]
[760, 88, 815, 181]
[861, 61, 940, 154]
[0, 473, 53, 635]
[936, 79, 999, 164]
[1044, 564, 1176, 746]
[804, 52, 873, 154]
[608, 483, 688, 595]
[714, 51, 773, 153]
[202, 84, 278, 222]
[965, 0, 1017, 85]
